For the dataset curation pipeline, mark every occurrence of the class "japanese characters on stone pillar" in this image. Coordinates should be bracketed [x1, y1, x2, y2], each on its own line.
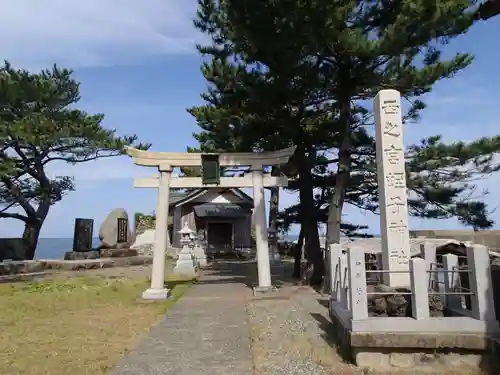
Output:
[374, 89, 411, 287]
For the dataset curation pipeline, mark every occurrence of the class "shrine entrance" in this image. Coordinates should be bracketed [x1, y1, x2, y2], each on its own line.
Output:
[207, 222, 233, 253]
[126, 146, 296, 300]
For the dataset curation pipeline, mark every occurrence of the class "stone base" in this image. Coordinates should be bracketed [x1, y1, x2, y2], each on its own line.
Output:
[329, 300, 499, 372]
[40, 256, 153, 271]
[173, 255, 197, 277]
[64, 250, 99, 260]
[195, 255, 208, 268]
[100, 248, 138, 258]
[252, 285, 279, 296]
[142, 288, 171, 300]
[354, 348, 483, 370]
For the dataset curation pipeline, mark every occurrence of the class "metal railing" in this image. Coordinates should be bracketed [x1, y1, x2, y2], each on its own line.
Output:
[328, 243, 495, 322]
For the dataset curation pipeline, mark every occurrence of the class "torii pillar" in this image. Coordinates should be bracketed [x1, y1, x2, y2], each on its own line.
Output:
[126, 146, 296, 299]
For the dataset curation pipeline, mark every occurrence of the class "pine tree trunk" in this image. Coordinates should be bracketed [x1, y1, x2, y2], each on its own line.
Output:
[292, 226, 305, 278]
[22, 196, 50, 260]
[324, 98, 352, 292]
[297, 149, 323, 286]
[22, 221, 42, 260]
[326, 98, 352, 246]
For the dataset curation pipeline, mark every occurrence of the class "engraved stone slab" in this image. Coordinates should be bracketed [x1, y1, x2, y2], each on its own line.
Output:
[374, 89, 411, 287]
[73, 218, 94, 252]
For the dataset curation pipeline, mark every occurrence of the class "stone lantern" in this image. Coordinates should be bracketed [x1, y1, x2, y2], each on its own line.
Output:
[179, 222, 194, 247]
[173, 222, 197, 277]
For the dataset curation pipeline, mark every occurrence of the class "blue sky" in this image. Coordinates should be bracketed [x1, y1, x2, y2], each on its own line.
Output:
[0, 1, 499, 238]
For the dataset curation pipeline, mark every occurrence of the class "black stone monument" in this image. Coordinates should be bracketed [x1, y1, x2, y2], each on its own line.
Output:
[73, 218, 94, 252]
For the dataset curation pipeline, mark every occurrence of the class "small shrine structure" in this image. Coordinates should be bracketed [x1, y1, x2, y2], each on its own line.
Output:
[126, 146, 295, 299]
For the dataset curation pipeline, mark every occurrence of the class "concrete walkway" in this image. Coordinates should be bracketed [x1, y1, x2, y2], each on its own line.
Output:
[110, 263, 254, 375]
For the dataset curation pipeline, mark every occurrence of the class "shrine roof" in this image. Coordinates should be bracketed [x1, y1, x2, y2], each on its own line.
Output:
[168, 188, 253, 207]
[193, 203, 248, 218]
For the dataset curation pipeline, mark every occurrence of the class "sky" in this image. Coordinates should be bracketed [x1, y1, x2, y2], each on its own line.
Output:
[0, 0, 499, 238]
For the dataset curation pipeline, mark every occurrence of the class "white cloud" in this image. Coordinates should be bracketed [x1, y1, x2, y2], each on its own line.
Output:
[45, 156, 154, 183]
[0, 0, 202, 69]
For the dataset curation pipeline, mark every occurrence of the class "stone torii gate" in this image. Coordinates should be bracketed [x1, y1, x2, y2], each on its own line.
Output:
[126, 146, 296, 300]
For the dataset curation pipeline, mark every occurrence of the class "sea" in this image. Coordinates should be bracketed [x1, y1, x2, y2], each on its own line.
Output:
[35, 235, 301, 259]
[35, 238, 101, 259]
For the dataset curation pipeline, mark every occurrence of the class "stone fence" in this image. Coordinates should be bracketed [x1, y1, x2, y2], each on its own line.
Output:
[328, 243, 497, 332]
[411, 229, 500, 254]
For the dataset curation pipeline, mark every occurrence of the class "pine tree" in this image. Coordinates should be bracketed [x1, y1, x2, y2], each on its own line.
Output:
[0, 62, 148, 259]
[191, 0, 500, 285]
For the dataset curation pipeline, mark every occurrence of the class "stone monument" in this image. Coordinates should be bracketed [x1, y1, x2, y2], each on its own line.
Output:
[99, 208, 134, 250]
[173, 222, 197, 277]
[374, 89, 411, 287]
[73, 218, 94, 252]
[65, 218, 100, 260]
[327, 89, 500, 372]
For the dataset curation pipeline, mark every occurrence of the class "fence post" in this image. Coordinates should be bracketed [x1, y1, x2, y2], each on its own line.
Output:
[467, 245, 496, 321]
[421, 242, 437, 290]
[410, 257, 430, 320]
[338, 250, 349, 309]
[348, 248, 368, 320]
[329, 244, 342, 297]
[443, 254, 461, 310]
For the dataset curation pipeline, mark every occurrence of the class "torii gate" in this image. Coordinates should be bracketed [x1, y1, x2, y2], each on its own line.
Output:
[126, 146, 296, 299]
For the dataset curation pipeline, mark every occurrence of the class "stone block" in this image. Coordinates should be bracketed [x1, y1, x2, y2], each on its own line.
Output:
[389, 352, 414, 368]
[64, 250, 100, 260]
[0, 260, 44, 275]
[100, 248, 138, 258]
[0, 238, 25, 261]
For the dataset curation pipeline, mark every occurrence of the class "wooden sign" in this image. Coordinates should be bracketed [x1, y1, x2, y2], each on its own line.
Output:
[201, 154, 220, 185]
[73, 218, 94, 252]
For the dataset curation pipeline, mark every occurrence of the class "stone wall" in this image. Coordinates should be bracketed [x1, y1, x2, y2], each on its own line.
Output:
[134, 213, 156, 235]
[367, 284, 444, 317]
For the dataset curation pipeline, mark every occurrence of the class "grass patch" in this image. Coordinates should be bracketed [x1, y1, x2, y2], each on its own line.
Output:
[0, 274, 193, 375]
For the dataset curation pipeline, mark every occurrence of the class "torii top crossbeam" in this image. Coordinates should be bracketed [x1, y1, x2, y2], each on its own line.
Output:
[125, 146, 297, 168]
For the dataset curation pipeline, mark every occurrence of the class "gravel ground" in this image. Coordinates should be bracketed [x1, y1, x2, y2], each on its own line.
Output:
[246, 285, 361, 375]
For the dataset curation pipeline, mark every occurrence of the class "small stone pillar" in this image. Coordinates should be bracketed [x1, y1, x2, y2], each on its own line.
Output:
[268, 228, 283, 271]
[193, 231, 208, 267]
[173, 222, 197, 277]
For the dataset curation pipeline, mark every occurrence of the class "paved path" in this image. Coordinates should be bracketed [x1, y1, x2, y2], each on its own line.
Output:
[110, 263, 254, 375]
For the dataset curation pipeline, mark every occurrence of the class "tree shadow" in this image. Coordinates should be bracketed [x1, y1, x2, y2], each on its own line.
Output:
[164, 279, 195, 289]
[309, 311, 354, 362]
[196, 259, 299, 290]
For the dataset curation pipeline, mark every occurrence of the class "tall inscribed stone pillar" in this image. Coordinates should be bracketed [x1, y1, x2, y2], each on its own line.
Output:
[374, 89, 411, 287]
